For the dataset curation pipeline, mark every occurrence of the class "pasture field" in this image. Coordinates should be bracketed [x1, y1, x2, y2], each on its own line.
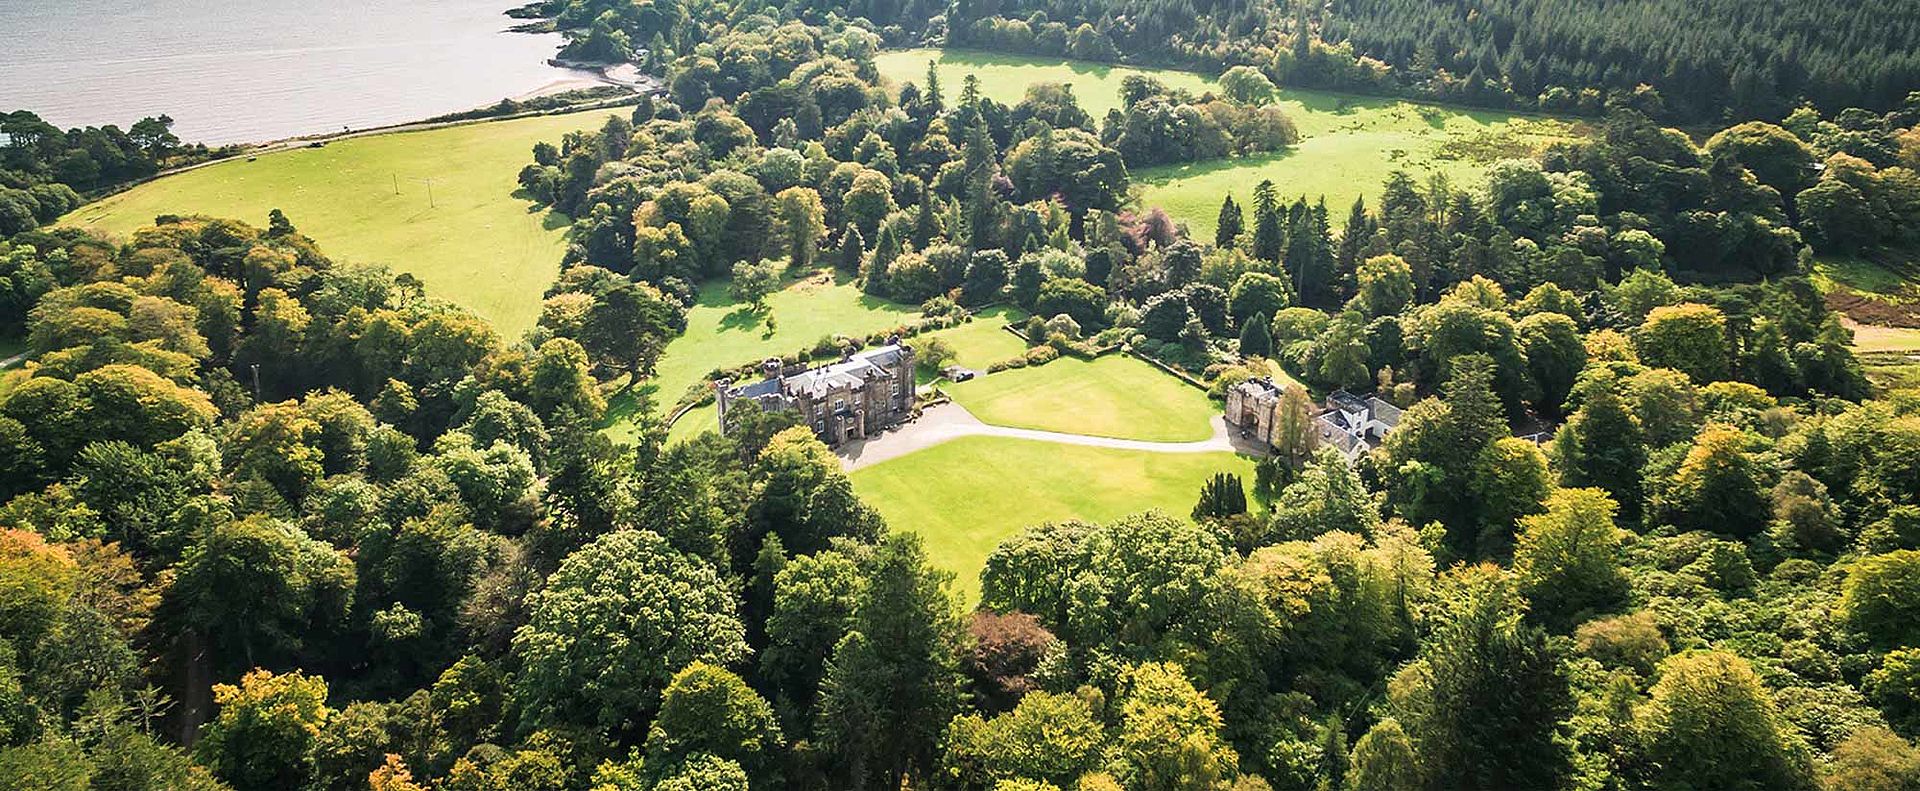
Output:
[876, 49, 1584, 237]
[944, 354, 1216, 442]
[849, 435, 1255, 598]
[62, 108, 625, 337]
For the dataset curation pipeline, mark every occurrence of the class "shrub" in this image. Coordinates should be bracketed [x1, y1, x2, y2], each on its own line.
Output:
[1025, 346, 1060, 366]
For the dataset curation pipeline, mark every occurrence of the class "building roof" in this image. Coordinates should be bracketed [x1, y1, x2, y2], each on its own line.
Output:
[731, 378, 781, 400]
[1233, 377, 1284, 403]
[1366, 396, 1403, 428]
[1328, 389, 1371, 413]
[778, 344, 908, 400]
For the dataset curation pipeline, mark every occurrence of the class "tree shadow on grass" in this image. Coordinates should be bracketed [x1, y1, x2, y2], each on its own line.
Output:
[509, 187, 576, 231]
[716, 305, 766, 334]
[1133, 148, 1304, 186]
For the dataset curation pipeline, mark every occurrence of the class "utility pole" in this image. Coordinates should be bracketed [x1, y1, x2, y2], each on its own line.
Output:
[250, 363, 261, 400]
[392, 173, 399, 195]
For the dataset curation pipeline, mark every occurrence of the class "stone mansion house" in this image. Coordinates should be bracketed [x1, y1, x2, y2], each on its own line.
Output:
[716, 343, 916, 447]
[1226, 378, 1403, 460]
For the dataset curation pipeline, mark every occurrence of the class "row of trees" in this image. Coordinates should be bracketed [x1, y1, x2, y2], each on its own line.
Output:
[0, 110, 222, 236]
[541, 0, 1920, 123]
[940, 0, 1920, 123]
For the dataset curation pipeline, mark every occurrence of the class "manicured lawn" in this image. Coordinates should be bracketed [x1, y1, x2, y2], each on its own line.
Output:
[851, 435, 1256, 599]
[62, 108, 626, 337]
[921, 306, 1030, 374]
[945, 354, 1216, 442]
[876, 48, 1585, 237]
[605, 269, 920, 444]
[665, 403, 720, 445]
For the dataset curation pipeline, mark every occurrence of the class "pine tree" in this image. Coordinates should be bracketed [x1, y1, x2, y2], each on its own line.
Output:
[1277, 197, 1338, 307]
[1251, 180, 1284, 265]
[1335, 196, 1372, 298]
[1239, 311, 1273, 358]
[876, 223, 904, 265]
[924, 60, 944, 115]
[817, 533, 962, 790]
[1292, 0, 1314, 62]
[912, 194, 943, 248]
[1215, 195, 1245, 248]
[1192, 473, 1249, 521]
[839, 224, 865, 272]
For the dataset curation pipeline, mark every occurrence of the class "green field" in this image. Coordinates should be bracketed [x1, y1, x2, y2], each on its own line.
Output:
[876, 49, 1584, 237]
[607, 270, 920, 444]
[876, 49, 1217, 119]
[921, 307, 1030, 373]
[945, 354, 1216, 442]
[850, 435, 1256, 598]
[1815, 256, 1918, 299]
[62, 109, 625, 337]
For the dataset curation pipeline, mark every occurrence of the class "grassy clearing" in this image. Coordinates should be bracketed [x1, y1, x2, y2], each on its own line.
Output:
[875, 49, 1215, 119]
[1848, 320, 1920, 354]
[1135, 100, 1580, 238]
[945, 354, 1216, 442]
[605, 269, 920, 444]
[62, 109, 625, 337]
[849, 435, 1255, 599]
[1836, 318, 1920, 394]
[876, 49, 1584, 237]
[1814, 256, 1917, 299]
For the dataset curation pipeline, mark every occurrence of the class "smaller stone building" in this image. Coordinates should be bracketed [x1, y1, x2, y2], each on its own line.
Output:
[1314, 390, 1402, 459]
[716, 343, 916, 447]
[1225, 376, 1286, 447]
[1225, 379, 1402, 461]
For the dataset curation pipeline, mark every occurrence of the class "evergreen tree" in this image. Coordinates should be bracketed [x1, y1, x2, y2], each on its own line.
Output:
[924, 60, 943, 115]
[1192, 473, 1249, 521]
[1215, 195, 1245, 248]
[817, 533, 963, 790]
[1251, 180, 1285, 264]
[838, 224, 866, 273]
[1239, 311, 1273, 358]
[1394, 574, 1572, 790]
[1550, 373, 1646, 522]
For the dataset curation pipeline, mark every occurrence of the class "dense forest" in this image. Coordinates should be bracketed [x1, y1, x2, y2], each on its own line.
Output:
[11, 4, 1920, 791]
[534, 0, 1920, 123]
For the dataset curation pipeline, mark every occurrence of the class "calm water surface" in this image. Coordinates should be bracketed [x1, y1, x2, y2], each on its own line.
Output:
[0, 0, 585, 144]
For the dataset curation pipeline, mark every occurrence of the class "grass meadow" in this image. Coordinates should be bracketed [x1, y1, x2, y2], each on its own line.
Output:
[62, 108, 626, 337]
[876, 48, 1585, 237]
[944, 354, 1217, 442]
[849, 435, 1256, 599]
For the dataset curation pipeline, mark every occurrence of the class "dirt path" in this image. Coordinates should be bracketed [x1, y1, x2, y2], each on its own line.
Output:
[837, 401, 1262, 471]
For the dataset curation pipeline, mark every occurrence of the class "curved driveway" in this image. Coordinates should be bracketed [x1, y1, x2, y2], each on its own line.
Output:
[837, 401, 1263, 471]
